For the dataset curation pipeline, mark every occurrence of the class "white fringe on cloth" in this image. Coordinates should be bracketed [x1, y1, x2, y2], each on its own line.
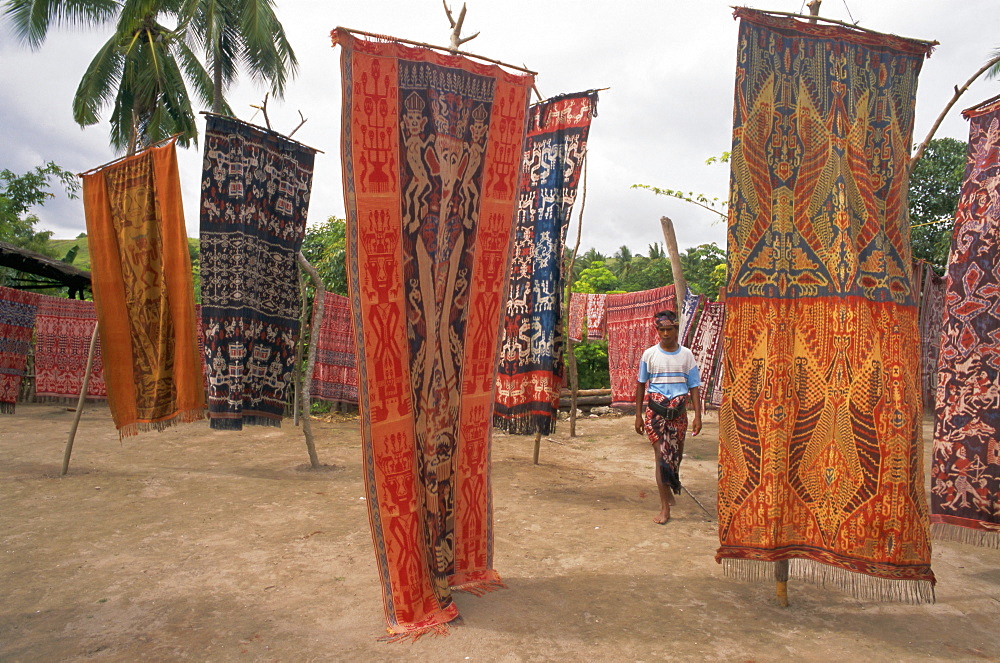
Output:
[932, 522, 1000, 550]
[721, 558, 935, 604]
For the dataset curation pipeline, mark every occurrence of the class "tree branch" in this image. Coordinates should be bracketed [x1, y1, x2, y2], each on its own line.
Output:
[911, 53, 1000, 167]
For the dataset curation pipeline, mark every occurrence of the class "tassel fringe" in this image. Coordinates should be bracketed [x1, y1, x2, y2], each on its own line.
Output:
[932, 522, 1000, 549]
[0, 402, 16, 414]
[492, 415, 555, 436]
[721, 558, 935, 604]
[379, 620, 456, 643]
[119, 408, 206, 438]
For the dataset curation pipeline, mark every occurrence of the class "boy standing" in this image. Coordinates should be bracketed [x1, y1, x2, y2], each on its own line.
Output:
[634, 310, 702, 524]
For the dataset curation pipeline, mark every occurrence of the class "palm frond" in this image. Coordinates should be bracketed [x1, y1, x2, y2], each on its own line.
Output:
[2, 0, 119, 49]
[987, 46, 1000, 80]
[73, 34, 124, 126]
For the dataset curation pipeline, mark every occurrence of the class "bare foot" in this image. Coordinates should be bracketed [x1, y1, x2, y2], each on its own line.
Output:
[653, 510, 670, 525]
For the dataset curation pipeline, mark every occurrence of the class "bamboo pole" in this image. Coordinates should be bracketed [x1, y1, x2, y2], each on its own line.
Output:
[62, 321, 99, 476]
[296, 252, 324, 469]
[775, 559, 790, 607]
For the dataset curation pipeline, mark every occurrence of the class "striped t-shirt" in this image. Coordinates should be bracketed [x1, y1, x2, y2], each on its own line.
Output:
[637, 344, 701, 398]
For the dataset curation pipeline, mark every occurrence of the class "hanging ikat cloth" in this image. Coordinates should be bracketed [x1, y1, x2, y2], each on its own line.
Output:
[717, 9, 936, 602]
[333, 30, 533, 637]
[310, 292, 358, 404]
[606, 284, 675, 409]
[0, 286, 40, 413]
[199, 115, 316, 430]
[34, 295, 107, 401]
[931, 96, 1000, 549]
[82, 140, 204, 436]
[494, 91, 598, 435]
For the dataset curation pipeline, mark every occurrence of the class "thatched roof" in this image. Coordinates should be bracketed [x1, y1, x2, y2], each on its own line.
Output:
[0, 240, 91, 298]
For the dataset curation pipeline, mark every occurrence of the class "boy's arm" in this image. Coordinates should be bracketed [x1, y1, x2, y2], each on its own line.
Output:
[690, 385, 702, 435]
[634, 381, 646, 434]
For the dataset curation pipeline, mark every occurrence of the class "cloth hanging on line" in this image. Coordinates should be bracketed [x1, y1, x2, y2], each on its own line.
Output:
[33, 294, 107, 401]
[82, 140, 204, 436]
[494, 91, 598, 436]
[199, 114, 316, 430]
[310, 292, 358, 404]
[0, 286, 40, 413]
[717, 8, 935, 603]
[918, 268, 945, 410]
[688, 300, 726, 408]
[606, 284, 676, 409]
[585, 292, 607, 340]
[931, 96, 1000, 549]
[334, 29, 533, 638]
[567, 292, 586, 343]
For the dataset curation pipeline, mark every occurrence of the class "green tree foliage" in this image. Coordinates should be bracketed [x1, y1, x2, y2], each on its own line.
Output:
[3, 0, 297, 151]
[573, 260, 619, 294]
[680, 243, 726, 297]
[301, 216, 348, 295]
[573, 340, 610, 389]
[0, 162, 79, 254]
[909, 137, 966, 273]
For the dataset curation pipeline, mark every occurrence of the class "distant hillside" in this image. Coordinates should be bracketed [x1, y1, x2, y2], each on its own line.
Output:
[48, 237, 200, 273]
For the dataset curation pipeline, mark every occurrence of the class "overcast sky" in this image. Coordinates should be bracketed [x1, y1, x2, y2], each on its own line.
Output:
[2, 0, 998, 256]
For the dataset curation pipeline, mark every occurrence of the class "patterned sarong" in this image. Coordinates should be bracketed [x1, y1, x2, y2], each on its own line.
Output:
[717, 9, 935, 602]
[82, 140, 204, 436]
[334, 30, 533, 637]
[606, 285, 675, 409]
[567, 292, 586, 343]
[199, 115, 316, 430]
[644, 392, 688, 494]
[931, 97, 1000, 549]
[34, 295, 107, 400]
[494, 91, 598, 435]
[311, 292, 358, 404]
[0, 287, 40, 413]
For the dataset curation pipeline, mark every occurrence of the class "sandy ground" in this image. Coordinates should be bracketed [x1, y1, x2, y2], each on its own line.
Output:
[1, 403, 999, 662]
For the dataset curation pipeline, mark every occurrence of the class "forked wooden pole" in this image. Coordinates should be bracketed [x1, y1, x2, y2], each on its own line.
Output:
[296, 252, 324, 469]
[565, 156, 589, 438]
[659, 216, 688, 322]
[62, 321, 99, 476]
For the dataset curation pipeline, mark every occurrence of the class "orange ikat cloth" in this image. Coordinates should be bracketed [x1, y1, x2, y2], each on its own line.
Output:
[333, 30, 533, 638]
[82, 139, 205, 437]
[717, 9, 935, 603]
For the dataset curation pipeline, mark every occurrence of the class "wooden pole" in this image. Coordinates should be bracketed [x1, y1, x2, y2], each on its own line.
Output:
[296, 252, 324, 469]
[532, 430, 542, 465]
[775, 559, 790, 607]
[565, 156, 589, 438]
[292, 270, 307, 426]
[62, 321, 99, 476]
[659, 216, 688, 322]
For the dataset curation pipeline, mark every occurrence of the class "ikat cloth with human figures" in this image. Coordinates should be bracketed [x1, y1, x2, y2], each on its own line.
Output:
[606, 285, 675, 409]
[917, 266, 944, 410]
[495, 91, 598, 435]
[82, 140, 204, 436]
[931, 97, 1000, 549]
[199, 115, 316, 430]
[310, 292, 358, 404]
[334, 30, 533, 638]
[717, 9, 935, 602]
[0, 286, 39, 413]
[34, 295, 107, 400]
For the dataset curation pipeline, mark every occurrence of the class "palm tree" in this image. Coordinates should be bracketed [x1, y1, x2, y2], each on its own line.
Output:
[3, 0, 297, 151]
[180, 0, 297, 114]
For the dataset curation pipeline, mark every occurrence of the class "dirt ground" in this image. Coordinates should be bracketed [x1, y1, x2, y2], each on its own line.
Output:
[2, 403, 999, 662]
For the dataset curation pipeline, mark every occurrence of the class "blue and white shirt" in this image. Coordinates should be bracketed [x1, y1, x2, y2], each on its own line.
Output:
[637, 344, 701, 399]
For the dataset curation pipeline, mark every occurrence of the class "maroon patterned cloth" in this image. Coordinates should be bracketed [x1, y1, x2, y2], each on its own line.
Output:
[606, 285, 675, 409]
[0, 287, 40, 413]
[931, 97, 1000, 548]
[688, 301, 726, 408]
[310, 292, 358, 404]
[567, 292, 585, 343]
[918, 268, 944, 410]
[34, 295, 107, 400]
